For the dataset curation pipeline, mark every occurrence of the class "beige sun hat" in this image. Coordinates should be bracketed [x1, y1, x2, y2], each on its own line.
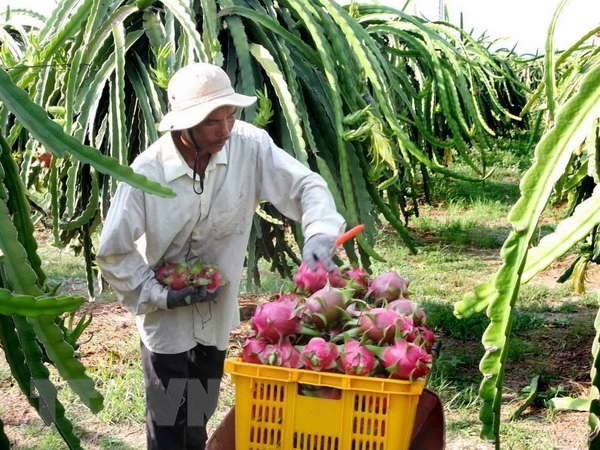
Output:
[158, 62, 257, 132]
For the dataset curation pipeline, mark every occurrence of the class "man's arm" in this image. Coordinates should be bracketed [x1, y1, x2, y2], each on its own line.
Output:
[96, 182, 169, 314]
[256, 133, 346, 269]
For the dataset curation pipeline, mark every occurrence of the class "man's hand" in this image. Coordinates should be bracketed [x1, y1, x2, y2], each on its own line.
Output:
[302, 233, 337, 271]
[166, 286, 221, 309]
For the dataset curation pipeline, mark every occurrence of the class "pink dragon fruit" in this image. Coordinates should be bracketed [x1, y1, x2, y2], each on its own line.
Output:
[406, 326, 436, 351]
[338, 341, 377, 376]
[241, 336, 269, 364]
[366, 271, 410, 303]
[259, 341, 302, 368]
[190, 261, 224, 292]
[380, 340, 432, 380]
[343, 267, 370, 297]
[387, 299, 426, 326]
[252, 298, 304, 343]
[155, 261, 190, 290]
[303, 285, 347, 330]
[294, 262, 346, 294]
[201, 265, 224, 292]
[155, 262, 177, 284]
[358, 308, 413, 344]
[345, 302, 366, 319]
[300, 337, 339, 371]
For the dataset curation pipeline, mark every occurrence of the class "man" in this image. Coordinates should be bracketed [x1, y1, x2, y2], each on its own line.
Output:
[96, 62, 345, 449]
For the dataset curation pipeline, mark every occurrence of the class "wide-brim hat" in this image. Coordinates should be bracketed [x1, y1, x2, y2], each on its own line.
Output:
[158, 62, 256, 132]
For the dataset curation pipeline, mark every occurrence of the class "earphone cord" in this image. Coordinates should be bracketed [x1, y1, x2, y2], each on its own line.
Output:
[187, 131, 204, 195]
[192, 151, 204, 195]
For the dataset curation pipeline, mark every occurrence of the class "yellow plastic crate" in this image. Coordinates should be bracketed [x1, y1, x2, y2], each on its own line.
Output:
[225, 359, 425, 450]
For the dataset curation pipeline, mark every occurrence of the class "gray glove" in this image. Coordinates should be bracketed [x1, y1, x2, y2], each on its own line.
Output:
[166, 286, 221, 309]
[302, 233, 337, 271]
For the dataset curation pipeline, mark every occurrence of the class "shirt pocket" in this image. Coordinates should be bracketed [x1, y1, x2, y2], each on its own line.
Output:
[206, 188, 253, 240]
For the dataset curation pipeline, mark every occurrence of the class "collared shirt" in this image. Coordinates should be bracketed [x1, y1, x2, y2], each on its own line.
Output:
[96, 120, 345, 353]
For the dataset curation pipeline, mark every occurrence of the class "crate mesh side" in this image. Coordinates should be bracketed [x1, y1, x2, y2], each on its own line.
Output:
[350, 393, 388, 449]
[248, 380, 286, 449]
[228, 361, 422, 450]
[293, 432, 340, 450]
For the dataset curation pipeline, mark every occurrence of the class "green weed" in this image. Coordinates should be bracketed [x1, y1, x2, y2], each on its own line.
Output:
[506, 337, 535, 362]
[423, 301, 542, 341]
[97, 436, 138, 449]
[240, 262, 294, 294]
[19, 422, 66, 449]
[429, 347, 482, 384]
[429, 175, 521, 206]
[499, 421, 555, 449]
[566, 315, 595, 340]
[37, 239, 88, 284]
[445, 408, 483, 440]
[95, 364, 145, 425]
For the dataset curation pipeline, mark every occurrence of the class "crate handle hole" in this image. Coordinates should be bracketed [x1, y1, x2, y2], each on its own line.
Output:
[297, 384, 342, 400]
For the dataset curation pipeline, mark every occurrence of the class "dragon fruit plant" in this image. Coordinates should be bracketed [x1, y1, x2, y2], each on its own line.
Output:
[154, 259, 226, 292]
[241, 265, 436, 383]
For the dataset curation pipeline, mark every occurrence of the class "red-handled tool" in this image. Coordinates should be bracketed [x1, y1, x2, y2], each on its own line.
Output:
[335, 224, 365, 246]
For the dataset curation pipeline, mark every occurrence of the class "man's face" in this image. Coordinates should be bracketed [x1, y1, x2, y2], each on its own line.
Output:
[188, 105, 237, 155]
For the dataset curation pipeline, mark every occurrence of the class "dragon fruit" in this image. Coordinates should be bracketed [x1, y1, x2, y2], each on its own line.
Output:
[259, 341, 302, 368]
[241, 336, 269, 364]
[366, 271, 410, 303]
[345, 302, 366, 319]
[300, 337, 339, 371]
[200, 265, 224, 292]
[241, 265, 436, 381]
[343, 267, 370, 297]
[387, 299, 426, 326]
[338, 341, 377, 376]
[37, 149, 53, 168]
[155, 262, 177, 283]
[380, 340, 432, 380]
[358, 308, 413, 344]
[155, 261, 189, 290]
[294, 262, 346, 294]
[252, 298, 304, 343]
[189, 261, 224, 292]
[156, 260, 225, 291]
[303, 285, 347, 330]
[406, 326, 436, 351]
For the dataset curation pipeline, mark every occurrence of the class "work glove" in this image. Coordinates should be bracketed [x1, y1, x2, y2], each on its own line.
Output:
[302, 233, 337, 271]
[166, 285, 221, 309]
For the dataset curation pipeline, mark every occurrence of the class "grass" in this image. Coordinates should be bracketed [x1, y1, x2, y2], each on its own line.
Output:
[94, 358, 145, 424]
[1, 149, 596, 449]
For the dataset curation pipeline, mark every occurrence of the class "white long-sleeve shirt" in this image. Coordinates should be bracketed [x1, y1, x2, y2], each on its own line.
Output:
[97, 120, 345, 353]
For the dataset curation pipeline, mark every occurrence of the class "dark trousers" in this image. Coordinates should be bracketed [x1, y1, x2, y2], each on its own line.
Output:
[141, 341, 226, 450]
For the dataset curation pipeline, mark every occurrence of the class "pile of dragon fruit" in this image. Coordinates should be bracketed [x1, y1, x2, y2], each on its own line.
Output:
[241, 262, 435, 381]
[154, 260, 224, 292]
